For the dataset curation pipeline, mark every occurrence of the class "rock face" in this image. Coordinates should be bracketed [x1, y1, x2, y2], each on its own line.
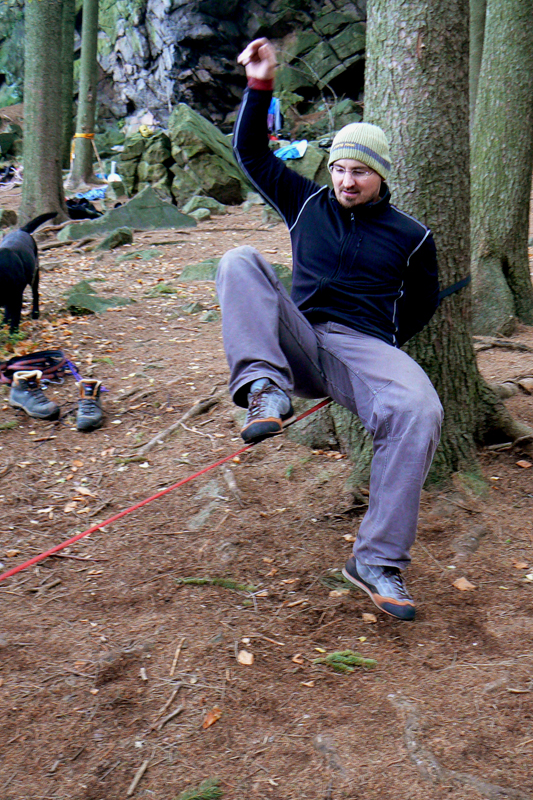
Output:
[119, 103, 250, 204]
[97, 0, 366, 129]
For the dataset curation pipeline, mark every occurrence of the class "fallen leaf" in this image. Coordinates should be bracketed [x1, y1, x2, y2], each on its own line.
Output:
[6, 549, 20, 558]
[357, 636, 367, 642]
[76, 487, 97, 498]
[301, 680, 315, 687]
[72, 460, 83, 467]
[202, 706, 222, 729]
[453, 577, 477, 591]
[237, 650, 254, 666]
[329, 589, 349, 598]
[63, 502, 78, 513]
[343, 534, 356, 542]
[513, 560, 529, 570]
[516, 460, 532, 469]
[362, 613, 378, 623]
[291, 653, 304, 664]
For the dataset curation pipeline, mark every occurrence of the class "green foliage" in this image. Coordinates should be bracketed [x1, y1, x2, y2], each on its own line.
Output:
[175, 777, 223, 800]
[313, 650, 377, 673]
[0, 420, 18, 432]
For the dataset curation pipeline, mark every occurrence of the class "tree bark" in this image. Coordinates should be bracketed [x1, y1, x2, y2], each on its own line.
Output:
[66, 0, 100, 189]
[469, 0, 486, 127]
[291, 0, 532, 484]
[61, 0, 76, 170]
[19, 0, 68, 225]
[470, 0, 533, 335]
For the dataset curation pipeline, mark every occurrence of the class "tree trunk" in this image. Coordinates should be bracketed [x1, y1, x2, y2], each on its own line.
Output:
[291, 0, 532, 484]
[66, 0, 100, 189]
[470, 0, 533, 335]
[19, 0, 68, 225]
[469, 0, 486, 127]
[61, 0, 76, 170]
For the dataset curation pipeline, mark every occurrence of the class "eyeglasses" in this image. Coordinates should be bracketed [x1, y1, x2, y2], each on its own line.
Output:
[330, 165, 376, 179]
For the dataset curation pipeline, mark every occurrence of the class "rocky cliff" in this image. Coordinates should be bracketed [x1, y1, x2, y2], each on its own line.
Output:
[0, 0, 366, 130]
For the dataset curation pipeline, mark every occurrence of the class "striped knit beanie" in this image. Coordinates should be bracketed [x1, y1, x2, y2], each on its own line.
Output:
[328, 122, 391, 180]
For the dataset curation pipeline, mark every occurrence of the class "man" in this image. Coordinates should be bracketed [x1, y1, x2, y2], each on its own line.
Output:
[216, 38, 443, 622]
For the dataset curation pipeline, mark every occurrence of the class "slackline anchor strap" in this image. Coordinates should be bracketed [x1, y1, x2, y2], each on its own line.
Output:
[438, 274, 471, 302]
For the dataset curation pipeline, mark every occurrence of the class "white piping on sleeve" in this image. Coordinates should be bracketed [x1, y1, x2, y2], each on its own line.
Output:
[289, 185, 329, 233]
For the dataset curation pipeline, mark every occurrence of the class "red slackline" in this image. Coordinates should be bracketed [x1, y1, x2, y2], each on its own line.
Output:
[0, 398, 331, 583]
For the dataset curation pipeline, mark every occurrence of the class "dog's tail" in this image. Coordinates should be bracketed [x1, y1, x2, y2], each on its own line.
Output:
[20, 211, 58, 234]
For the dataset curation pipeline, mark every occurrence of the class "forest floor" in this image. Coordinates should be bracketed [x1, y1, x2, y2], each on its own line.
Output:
[1, 188, 533, 800]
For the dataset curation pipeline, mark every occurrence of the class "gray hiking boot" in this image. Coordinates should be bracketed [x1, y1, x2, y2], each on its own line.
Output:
[9, 370, 60, 420]
[241, 378, 294, 444]
[76, 379, 104, 432]
[342, 555, 416, 621]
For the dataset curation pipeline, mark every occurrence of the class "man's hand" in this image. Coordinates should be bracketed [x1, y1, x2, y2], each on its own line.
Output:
[237, 38, 277, 82]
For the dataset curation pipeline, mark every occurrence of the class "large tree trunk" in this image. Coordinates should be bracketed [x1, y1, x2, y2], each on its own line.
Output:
[470, 0, 533, 335]
[66, 0, 100, 189]
[61, 0, 76, 170]
[291, 0, 531, 484]
[19, 0, 68, 225]
[469, 0, 486, 127]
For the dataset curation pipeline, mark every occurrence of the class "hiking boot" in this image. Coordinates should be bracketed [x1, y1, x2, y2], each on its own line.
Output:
[9, 370, 60, 420]
[342, 555, 416, 621]
[76, 379, 104, 432]
[241, 378, 293, 443]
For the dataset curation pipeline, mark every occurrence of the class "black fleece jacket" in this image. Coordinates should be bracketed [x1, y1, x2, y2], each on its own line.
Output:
[233, 86, 440, 347]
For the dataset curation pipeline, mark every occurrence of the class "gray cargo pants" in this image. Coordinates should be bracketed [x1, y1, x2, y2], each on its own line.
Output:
[216, 246, 443, 568]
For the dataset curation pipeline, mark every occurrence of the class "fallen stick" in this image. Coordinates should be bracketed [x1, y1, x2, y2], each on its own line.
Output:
[170, 637, 186, 678]
[126, 760, 149, 797]
[127, 392, 223, 461]
[157, 704, 184, 730]
[150, 685, 182, 729]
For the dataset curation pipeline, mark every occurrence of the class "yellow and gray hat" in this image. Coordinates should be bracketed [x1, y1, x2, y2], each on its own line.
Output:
[328, 122, 391, 180]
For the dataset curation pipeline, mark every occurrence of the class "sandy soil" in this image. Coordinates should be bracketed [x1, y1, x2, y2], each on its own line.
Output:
[0, 196, 533, 800]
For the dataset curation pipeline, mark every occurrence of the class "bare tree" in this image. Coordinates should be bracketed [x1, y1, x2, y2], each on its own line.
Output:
[66, 0, 100, 189]
[19, 0, 67, 225]
[470, 0, 533, 335]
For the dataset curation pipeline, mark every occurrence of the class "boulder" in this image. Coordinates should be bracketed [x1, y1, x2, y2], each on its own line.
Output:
[185, 154, 243, 204]
[94, 226, 134, 250]
[189, 207, 211, 221]
[182, 195, 226, 215]
[57, 186, 196, 240]
[0, 208, 17, 228]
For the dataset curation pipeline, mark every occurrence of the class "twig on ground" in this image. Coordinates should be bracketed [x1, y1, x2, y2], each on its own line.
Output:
[175, 576, 258, 593]
[170, 637, 186, 678]
[157, 704, 184, 730]
[150, 685, 182, 729]
[126, 759, 150, 797]
[126, 391, 223, 461]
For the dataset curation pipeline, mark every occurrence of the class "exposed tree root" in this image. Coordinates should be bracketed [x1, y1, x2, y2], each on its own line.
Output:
[388, 694, 532, 799]
[474, 336, 533, 353]
[125, 391, 223, 461]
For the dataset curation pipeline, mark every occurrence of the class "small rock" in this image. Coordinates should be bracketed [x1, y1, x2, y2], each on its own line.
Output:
[94, 226, 133, 250]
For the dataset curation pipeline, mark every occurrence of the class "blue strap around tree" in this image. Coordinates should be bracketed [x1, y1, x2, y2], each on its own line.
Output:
[438, 274, 471, 302]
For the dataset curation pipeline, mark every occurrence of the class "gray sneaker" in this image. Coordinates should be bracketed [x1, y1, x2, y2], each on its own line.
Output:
[241, 378, 293, 443]
[342, 555, 415, 621]
[9, 369, 60, 420]
[76, 379, 104, 431]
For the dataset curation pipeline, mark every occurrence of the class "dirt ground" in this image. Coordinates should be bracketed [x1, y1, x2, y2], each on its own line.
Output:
[1, 189, 533, 800]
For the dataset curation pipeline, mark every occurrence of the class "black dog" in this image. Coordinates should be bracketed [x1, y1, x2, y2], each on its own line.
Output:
[0, 212, 57, 333]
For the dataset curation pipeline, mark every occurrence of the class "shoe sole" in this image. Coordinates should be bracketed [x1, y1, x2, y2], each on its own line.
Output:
[9, 399, 60, 421]
[241, 412, 295, 444]
[341, 567, 415, 621]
